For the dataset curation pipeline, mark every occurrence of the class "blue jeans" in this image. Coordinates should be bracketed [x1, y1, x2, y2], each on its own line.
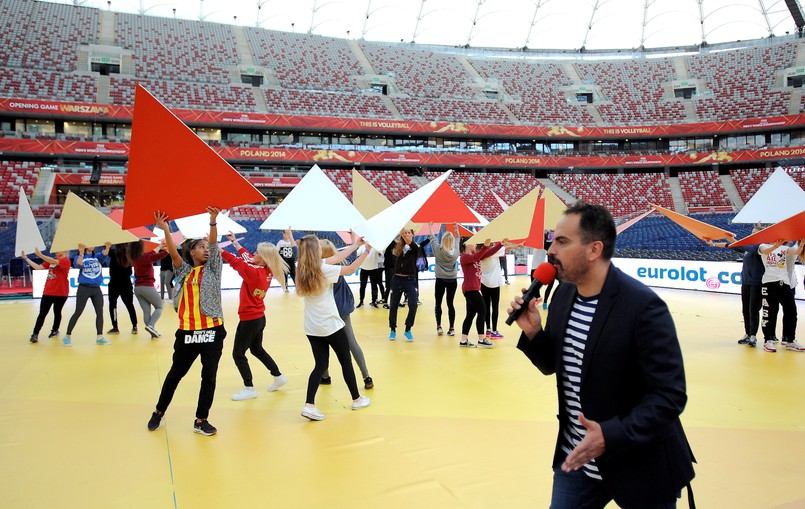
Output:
[550, 468, 678, 509]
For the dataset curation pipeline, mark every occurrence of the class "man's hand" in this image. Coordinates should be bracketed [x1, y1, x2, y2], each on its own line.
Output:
[561, 413, 606, 472]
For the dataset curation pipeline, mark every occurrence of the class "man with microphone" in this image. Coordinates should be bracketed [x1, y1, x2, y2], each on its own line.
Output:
[508, 202, 696, 509]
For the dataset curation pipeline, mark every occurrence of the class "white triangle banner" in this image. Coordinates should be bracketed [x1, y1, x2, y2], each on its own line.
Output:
[732, 167, 805, 224]
[174, 211, 247, 240]
[14, 188, 46, 257]
[259, 165, 367, 233]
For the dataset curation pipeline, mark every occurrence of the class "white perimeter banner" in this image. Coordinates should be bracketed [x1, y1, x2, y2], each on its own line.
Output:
[32, 256, 518, 298]
[526, 256, 805, 300]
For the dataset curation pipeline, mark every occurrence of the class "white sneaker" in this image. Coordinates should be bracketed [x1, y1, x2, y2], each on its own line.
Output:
[231, 386, 258, 401]
[351, 396, 371, 410]
[301, 406, 325, 421]
[267, 374, 288, 392]
[763, 341, 777, 353]
[784, 339, 805, 352]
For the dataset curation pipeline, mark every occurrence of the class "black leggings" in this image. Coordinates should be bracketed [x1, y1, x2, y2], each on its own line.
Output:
[108, 283, 138, 329]
[232, 316, 281, 386]
[156, 325, 226, 420]
[741, 284, 761, 336]
[434, 278, 457, 328]
[32, 295, 67, 335]
[359, 268, 383, 303]
[462, 290, 486, 336]
[305, 327, 360, 404]
[66, 284, 104, 335]
[481, 284, 501, 331]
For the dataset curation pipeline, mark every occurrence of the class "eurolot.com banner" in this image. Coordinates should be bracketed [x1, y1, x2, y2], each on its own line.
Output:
[31, 257, 517, 298]
[33, 257, 804, 300]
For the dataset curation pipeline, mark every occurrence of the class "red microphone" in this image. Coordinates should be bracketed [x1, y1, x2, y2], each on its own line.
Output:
[506, 262, 557, 326]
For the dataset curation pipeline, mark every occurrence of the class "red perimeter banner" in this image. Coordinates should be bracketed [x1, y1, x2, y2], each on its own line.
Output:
[2, 97, 805, 139]
[5, 137, 805, 169]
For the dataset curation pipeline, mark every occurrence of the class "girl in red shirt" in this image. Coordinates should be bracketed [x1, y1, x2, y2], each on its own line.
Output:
[222, 235, 289, 401]
[22, 248, 70, 343]
[459, 238, 501, 348]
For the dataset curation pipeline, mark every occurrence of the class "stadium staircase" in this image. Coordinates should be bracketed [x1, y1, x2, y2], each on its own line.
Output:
[537, 177, 576, 205]
[31, 167, 53, 206]
[668, 176, 687, 214]
[99, 10, 115, 45]
[720, 174, 745, 209]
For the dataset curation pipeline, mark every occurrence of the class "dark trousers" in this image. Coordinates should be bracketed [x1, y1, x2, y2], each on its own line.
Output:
[741, 284, 761, 336]
[282, 258, 296, 286]
[33, 295, 67, 335]
[761, 281, 797, 341]
[481, 284, 501, 331]
[462, 290, 486, 336]
[499, 256, 509, 282]
[359, 268, 382, 303]
[305, 327, 360, 404]
[66, 284, 104, 335]
[232, 316, 281, 386]
[550, 467, 678, 509]
[156, 325, 226, 420]
[389, 275, 418, 331]
[108, 283, 138, 329]
[383, 266, 394, 301]
[434, 278, 457, 328]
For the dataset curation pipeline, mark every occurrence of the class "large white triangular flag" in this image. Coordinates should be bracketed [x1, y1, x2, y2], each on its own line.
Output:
[732, 167, 805, 224]
[361, 171, 452, 250]
[15, 188, 46, 256]
[174, 211, 247, 240]
[259, 165, 367, 233]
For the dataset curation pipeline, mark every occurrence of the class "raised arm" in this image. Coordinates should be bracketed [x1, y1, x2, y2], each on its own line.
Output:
[759, 240, 785, 255]
[154, 211, 182, 268]
[20, 251, 45, 270]
[75, 244, 86, 267]
[340, 244, 372, 275]
[207, 207, 220, 245]
[326, 232, 363, 265]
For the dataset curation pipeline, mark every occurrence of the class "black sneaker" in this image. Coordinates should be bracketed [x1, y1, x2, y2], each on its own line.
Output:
[364, 376, 374, 389]
[399, 301, 407, 307]
[29, 334, 38, 343]
[48, 330, 59, 338]
[320, 376, 332, 385]
[193, 419, 217, 436]
[737, 334, 751, 344]
[147, 411, 163, 431]
[382, 303, 389, 309]
[356, 301, 364, 308]
[369, 301, 379, 308]
[107, 328, 120, 335]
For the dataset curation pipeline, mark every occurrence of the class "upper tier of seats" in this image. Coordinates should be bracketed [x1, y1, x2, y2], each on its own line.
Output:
[550, 172, 674, 217]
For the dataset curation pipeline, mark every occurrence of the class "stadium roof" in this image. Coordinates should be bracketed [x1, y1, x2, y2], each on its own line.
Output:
[55, 0, 801, 52]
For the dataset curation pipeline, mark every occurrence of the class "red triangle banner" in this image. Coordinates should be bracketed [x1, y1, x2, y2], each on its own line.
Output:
[731, 209, 805, 247]
[122, 85, 265, 229]
[411, 181, 477, 223]
[511, 197, 546, 249]
[108, 209, 155, 238]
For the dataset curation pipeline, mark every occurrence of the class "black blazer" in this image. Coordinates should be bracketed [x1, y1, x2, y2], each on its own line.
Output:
[518, 264, 695, 507]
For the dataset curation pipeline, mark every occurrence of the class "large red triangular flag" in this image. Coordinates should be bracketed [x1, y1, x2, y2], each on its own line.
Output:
[511, 197, 546, 249]
[122, 85, 265, 229]
[730, 209, 805, 247]
[410, 181, 477, 223]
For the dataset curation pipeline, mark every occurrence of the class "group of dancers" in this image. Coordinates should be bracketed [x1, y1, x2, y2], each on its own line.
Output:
[22, 211, 541, 433]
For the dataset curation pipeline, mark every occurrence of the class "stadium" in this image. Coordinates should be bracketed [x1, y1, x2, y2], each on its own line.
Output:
[1, 0, 805, 507]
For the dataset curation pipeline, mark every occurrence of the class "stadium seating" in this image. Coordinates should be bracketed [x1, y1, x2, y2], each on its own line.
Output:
[424, 171, 542, 220]
[109, 76, 257, 111]
[551, 172, 673, 217]
[263, 88, 392, 118]
[0, 67, 97, 103]
[0, 160, 41, 204]
[676, 169, 732, 208]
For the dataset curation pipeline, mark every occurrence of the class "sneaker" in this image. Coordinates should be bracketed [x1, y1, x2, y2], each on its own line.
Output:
[490, 331, 504, 339]
[131, 326, 138, 334]
[48, 330, 59, 338]
[437, 326, 444, 336]
[459, 340, 476, 348]
[389, 330, 396, 341]
[485, 330, 493, 338]
[382, 303, 389, 309]
[351, 396, 371, 410]
[62, 336, 72, 347]
[107, 328, 120, 335]
[748, 336, 757, 347]
[193, 419, 217, 436]
[447, 328, 455, 336]
[144, 325, 160, 339]
[364, 376, 374, 389]
[404, 330, 414, 342]
[231, 386, 257, 400]
[478, 338, 495, 348]
[267, 374, 288, 392]
[737, 334, 751, 344]
[96, 337, 111, 346]
[783, 339, 805, 352]
[301, 406, 325, 421]
[369, 301, 379, 308]
[320, 376, 332, 385]
[284, 288, 289, 293]
[763, 341, 777, 353]
[147, 411, 163, 431]
[29, 334, 38, 344]
[399, 300, 407, 308]
[505, 280, 510, 285]
[771, 337, 780, 343]
[356, 301, 364, 308]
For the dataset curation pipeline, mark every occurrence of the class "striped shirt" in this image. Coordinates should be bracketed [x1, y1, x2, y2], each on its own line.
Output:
[560, 293, 601, 480]
[177, 265, 222, 330]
